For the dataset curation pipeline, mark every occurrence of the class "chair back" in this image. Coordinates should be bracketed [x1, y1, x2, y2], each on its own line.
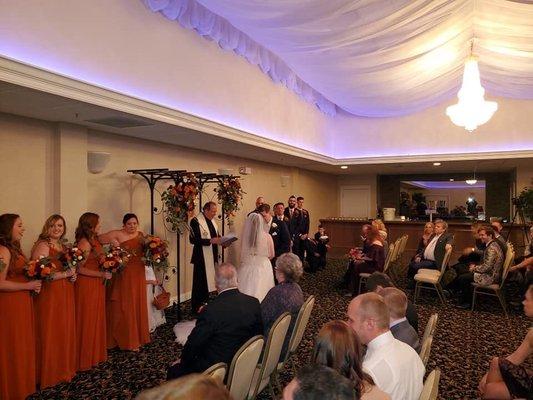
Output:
[286, 296, 315, 359]
[203, 362, 227, 383]
[226, 335, 264, 400]
[383, 242, 395, 272]
[419, 335, 433, 367]
[421, 313, 438, 346]
[248, 313, 291, 399]
[438, 246, 453, 277]
[400, 234, 409, 255]
[499, 247, 515, 290]
[418, 368, 441, 400]
[390, 238, 401, 262]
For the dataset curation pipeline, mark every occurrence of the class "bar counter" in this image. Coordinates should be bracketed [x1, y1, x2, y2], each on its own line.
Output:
[319, 218, 528, 261]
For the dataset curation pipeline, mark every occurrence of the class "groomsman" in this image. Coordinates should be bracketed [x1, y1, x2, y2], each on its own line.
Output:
[271, 203, 291, 259]
[248, 196, 264, 216]
[284, 195, 301, 248]
[295, 196, 310, 261]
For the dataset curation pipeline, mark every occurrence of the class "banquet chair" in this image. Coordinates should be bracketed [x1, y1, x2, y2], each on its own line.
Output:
[414, 246, 453, 305]
[248, 312, 291, 400]
[226, 335, 264, 400]
[418, 368, 441, 400]
[420, 313, 438, 351]
[419, 335, 434, 367]
[203, 362, 227, 384]
[272, 295, 315, 394]
[471, 245, 515, 316]
[387, 236, 403, 282]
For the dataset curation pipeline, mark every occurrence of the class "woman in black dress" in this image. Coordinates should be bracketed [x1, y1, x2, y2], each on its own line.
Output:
[350, 227, 385, 296]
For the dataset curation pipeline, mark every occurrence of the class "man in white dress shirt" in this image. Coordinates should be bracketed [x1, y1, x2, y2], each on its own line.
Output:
[347, 293, 425, 400]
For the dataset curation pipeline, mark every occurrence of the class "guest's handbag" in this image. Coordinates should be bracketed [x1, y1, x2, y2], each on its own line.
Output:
[153, 285, 170, 310]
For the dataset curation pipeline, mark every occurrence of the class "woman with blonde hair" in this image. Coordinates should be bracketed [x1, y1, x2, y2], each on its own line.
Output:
[372, 219, 388, 241]
[31, 214, 77, 388]
[415, 222, 434, 254]
[312, 320, 390, 400]
[136, 373, 232, 400]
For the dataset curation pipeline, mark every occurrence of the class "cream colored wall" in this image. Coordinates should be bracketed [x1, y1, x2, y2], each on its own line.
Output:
[0, 112, 337, 301]
[0, 0, 330, 155]
[516, 165, 533, 192]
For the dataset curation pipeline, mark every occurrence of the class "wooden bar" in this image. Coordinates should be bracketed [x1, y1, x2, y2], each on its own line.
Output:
[320, 218, 529, 262]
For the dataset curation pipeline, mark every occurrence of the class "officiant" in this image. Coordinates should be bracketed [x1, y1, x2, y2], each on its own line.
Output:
[189, 201, 222, 314]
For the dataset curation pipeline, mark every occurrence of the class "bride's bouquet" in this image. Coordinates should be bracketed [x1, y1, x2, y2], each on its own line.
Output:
[143, 235, 170, 273]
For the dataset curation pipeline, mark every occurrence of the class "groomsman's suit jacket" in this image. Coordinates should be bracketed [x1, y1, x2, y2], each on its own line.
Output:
[283, 206, 301, 240]
[296, 208, 310, 237]
[418, 232, 454, 267]
[270, 216, 291, 257]
[180, 288, 263, 374]
[390, 319, 421, 353]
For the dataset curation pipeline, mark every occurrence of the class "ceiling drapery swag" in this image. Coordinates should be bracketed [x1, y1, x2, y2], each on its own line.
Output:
[142, 0, 533, 118]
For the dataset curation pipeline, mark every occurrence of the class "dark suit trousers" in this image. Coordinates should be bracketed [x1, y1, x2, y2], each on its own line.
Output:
[456, 272, 475, 303]
[191, 261, 209, 313]
[167, 362, 193, 380]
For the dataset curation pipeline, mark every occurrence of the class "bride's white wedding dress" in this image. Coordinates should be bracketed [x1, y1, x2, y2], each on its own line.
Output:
[238, 213, 275, 302]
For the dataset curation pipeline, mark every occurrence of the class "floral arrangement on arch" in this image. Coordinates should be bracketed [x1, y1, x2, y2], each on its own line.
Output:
[214, 176, 245, 223]
[161, 173, 199, 233]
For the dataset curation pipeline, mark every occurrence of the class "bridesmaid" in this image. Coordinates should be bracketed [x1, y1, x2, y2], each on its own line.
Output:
[31, 214, 77, 389]
[75, 212, 111, 371]
[100, 213, 150, 351]
[0, 214, 41, 399]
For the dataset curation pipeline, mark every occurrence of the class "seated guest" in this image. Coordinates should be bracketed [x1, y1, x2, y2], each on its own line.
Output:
[380, 288, 420, 353]
[415, 222, 434, 255]
[454, 226, 505, 309]
[314, 224, 330, 270]
[372, 219, 388, 242]
[407, 219, 453, 285]
[361, 224, 373, 253]
[344, 224, 373, 288]
[366, 272, 418, 332]
[137, 373, 231, 400]
[350, 227, 385, 296]
[283, 365, 356, 400]
[347, 293, 425, 400]
[490, 220, 508, 254]
[167, 263, 263, 380]
[261, 253, 304, 358]
[478, 284, 533, 399]
[445, 222, 486, 285]
[312, 320, 391, 400]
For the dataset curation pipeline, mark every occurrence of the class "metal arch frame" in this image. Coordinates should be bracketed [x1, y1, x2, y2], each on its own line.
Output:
[127, 168, 239, 321]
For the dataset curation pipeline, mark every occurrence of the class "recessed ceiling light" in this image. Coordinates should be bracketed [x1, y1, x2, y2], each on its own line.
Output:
[466, 179, 478, 185]
[340, 165, 348, 169]
[433, 162, 442, 166]
[449, 178, 455, 182]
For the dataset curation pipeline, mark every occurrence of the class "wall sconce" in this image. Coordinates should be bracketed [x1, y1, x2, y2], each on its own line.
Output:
[280, 175, 291, 188]
[87, 151, 111, 174]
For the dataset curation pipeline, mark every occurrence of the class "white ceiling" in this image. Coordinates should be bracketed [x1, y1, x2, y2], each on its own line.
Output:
[1, 80, 531, 175]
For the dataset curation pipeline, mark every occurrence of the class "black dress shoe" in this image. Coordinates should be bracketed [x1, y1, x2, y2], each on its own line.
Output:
[456, 302, 472, 310]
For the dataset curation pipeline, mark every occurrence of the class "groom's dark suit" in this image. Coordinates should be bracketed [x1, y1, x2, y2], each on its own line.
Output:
[167, 288, 262, 380]
[270, 215, 291, 257]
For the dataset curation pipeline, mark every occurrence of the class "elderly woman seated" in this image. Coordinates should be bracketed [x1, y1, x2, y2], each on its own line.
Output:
[261, 252, 304, 358]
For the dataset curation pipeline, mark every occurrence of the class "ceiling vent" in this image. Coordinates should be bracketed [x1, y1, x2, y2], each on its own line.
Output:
[85, 116, 154, 128]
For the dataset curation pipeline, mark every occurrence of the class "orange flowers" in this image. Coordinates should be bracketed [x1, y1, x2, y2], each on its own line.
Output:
[161, 173, 199, 233]
[143, 235, 170, 273]
[99, 245, 131, 285]
[215, 177, 245, 223]
[24, 256, 56, 283]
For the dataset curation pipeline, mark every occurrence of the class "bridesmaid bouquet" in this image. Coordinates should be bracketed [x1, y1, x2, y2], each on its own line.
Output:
[346, 248, 362, 262]
[143, 235, 170, 273]
[99, 245, 131, 285]
[25, 256, 56, 293]
[58, 244, 86, 271]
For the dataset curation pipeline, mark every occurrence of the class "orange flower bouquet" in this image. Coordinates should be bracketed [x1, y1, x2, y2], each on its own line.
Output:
[143, 235, 170, 273]
[161, 173, 199, 233]
[99, 245, 131, 285]
[214, 176, 245, 225]
[24, 256, 56, 294]
[346, 248, 362, 262]
[58, 244, 86, 271]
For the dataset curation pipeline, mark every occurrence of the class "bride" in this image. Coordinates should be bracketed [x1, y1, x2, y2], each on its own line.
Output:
[238, 212, 275, 301]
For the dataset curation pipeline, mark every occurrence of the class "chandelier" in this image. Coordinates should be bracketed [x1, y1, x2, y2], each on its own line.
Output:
[446, 53, 498, 132]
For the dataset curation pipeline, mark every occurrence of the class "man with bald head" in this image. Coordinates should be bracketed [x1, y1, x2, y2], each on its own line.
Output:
[347, 293, 424, 400]
[248, 196, 265, 216]
[167, 263, 263, 380]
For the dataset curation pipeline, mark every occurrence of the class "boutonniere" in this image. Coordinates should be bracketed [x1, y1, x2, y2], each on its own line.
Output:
[283, 217, 289, 222]
[271, 222, 278, 228]
[272, 232, 278, 236]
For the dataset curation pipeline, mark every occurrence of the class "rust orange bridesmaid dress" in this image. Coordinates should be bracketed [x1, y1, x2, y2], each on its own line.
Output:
[75, 240, 107, 371]
[0, 253, 36, 400]
[107, 233, 150, 350]
[34, 245, 77, 388]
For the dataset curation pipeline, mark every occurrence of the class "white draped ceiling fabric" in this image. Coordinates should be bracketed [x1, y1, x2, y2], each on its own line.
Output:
[143, 0, 533, 118]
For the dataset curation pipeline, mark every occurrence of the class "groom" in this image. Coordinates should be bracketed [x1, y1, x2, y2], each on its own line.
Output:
[189, 201, 222, 314]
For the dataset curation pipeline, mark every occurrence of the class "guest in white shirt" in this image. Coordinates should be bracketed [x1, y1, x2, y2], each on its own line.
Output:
[347, 293, 425, 400]
[380, 287, 420, 353]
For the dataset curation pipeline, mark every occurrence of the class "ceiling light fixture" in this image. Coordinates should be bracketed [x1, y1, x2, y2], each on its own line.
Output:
[446, 41, 498, 132]
[433, 162, 442, 166]
[340, 165, 348, 169]
[449, 178, 455, 182]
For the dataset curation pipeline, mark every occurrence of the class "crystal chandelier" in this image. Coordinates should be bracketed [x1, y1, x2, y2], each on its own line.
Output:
[446, 52, 498, 132]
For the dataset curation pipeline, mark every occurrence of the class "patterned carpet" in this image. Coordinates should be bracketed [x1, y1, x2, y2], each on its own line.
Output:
[29, 258, 531, 400]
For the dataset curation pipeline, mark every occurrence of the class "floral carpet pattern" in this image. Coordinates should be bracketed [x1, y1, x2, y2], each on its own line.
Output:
[29, 259, 530, 400]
